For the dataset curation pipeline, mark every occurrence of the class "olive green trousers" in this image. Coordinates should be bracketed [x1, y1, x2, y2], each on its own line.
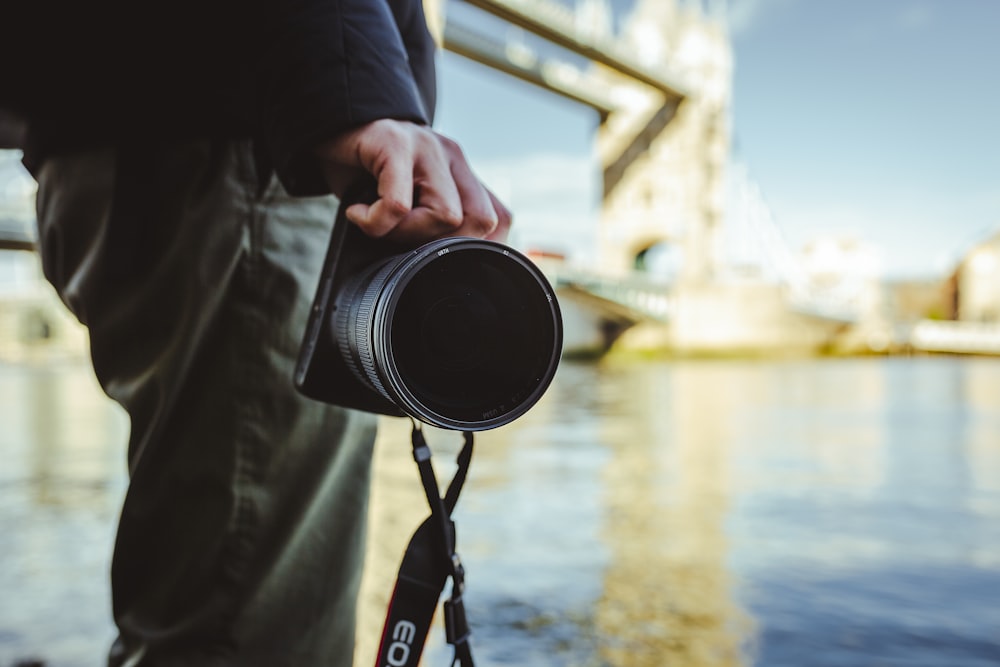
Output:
[34, 140, 377, 666]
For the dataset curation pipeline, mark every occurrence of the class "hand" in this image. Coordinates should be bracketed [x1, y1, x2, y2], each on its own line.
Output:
[315, 119, 511, 245]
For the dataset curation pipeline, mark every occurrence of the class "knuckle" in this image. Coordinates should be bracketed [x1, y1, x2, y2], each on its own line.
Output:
[434, 134, 465, 162]
[473, 213, 498, 236]
[381, 196, 411, 218]
[439, 209, 464, 230]
[496, 201, 512, 221]
[439, 134, 461, 153]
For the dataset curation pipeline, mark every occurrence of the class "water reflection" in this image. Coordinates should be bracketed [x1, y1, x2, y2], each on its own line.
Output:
[3, 356, 1000, 666]
[421, 356, 1000, 666]
[0, 360, 128, 667]
[593, 361, 750, 666]
[11, 364, 126, 507]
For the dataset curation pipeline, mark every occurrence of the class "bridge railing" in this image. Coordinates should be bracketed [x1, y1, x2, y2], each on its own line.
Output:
[1, 150, 36, 251]
[0, 220, 35, 251]
[546, 265, 673, 323]
[723, 162, 874, 325]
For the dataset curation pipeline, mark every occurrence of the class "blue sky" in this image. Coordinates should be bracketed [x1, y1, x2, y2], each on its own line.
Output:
[435, 0, 1000, 279]
[435, 47, 602, 262]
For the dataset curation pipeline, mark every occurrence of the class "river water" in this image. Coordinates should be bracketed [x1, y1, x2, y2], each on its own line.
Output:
[2, 355, 1000, 666]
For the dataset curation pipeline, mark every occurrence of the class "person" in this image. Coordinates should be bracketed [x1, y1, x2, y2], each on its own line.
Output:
[1, 0, 511, 665]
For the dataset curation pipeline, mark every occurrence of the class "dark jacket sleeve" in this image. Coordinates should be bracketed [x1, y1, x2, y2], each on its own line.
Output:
[386, 0, 438, 125]
[253, 0, 439, 195]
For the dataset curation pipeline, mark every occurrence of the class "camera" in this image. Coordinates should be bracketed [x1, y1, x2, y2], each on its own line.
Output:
[295, 181, 563, 431]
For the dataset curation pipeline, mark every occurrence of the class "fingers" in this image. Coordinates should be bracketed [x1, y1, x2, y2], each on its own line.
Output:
[434, 135, 498, 237]
[484, 188, 513, 243]
[317, 120, 511, 245]
[349, 148, 465, 243]
[334, 121, 419, 238]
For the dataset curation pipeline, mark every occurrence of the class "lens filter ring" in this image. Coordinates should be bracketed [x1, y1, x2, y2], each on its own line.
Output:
[368, 237, 563, 431]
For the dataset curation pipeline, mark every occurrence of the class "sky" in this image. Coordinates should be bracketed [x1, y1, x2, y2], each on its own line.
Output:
[433, 0, 1000, 280]
[2, 1, 997, 282]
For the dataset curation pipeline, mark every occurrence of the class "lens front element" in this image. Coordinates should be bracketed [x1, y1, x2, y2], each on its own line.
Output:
[335, 238, 562, 431]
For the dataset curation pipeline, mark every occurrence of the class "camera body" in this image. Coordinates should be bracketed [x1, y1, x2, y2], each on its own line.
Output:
[295, 181, 563, 431]
[295, 183, 408, 417]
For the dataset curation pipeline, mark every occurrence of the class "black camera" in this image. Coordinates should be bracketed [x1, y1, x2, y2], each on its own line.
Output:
[295, 182, 563, 431]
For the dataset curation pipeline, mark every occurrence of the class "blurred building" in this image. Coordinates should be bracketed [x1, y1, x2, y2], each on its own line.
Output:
[885, 278, 952, 322]
[0, 150, 88, 361]
[797, 235, 883, 320]
[951, 229, 1000, 322]
[0, 251, 87, 362]
[907, 228, 1000, 355]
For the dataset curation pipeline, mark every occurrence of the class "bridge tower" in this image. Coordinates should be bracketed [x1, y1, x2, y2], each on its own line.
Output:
[430, 0, 732, 285]
[593, 0, 732, 285]
[430, 0, 746, 353]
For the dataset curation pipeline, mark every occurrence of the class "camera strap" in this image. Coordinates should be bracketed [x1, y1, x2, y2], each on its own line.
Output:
[373, 426, 475, 667]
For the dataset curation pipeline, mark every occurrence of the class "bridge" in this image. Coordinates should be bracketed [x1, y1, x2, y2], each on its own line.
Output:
[0, 0, 877, 357]
[435, 0, 874, 355]
[0, 223, 33, 252]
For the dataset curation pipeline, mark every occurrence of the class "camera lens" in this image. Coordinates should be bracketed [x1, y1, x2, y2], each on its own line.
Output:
[334, 238, 562, 431]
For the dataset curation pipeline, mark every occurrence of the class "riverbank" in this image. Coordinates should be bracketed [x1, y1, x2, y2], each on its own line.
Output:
[4, 285, 999, 369]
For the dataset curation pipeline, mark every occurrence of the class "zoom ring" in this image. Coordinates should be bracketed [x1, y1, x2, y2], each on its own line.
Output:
[340, 258, 400, 403]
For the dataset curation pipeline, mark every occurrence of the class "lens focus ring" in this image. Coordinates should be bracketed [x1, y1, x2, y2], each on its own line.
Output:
[335, 257, 400, 402]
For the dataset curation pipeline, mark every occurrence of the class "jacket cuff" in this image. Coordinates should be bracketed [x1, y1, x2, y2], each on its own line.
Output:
[254, 0, 432, 195]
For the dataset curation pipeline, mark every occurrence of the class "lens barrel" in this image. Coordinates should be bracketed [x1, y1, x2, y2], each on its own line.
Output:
[334, 237, 562, 431]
